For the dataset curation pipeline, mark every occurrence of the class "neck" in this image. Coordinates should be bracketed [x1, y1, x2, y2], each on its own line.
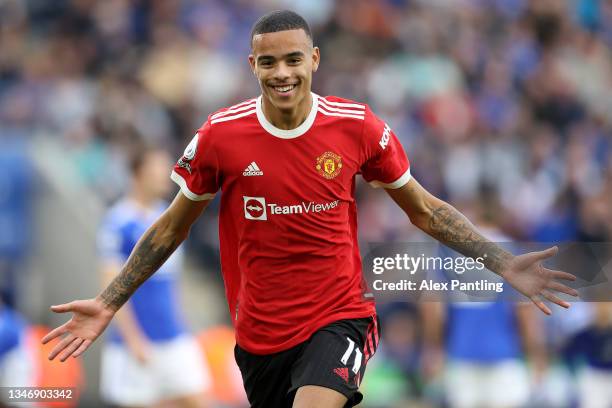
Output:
[262, 93, 312, 130]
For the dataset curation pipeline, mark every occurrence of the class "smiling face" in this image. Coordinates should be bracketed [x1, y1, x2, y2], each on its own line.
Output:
[249, 29, 319, 113]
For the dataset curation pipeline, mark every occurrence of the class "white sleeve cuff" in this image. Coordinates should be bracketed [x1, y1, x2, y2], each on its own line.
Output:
[170, 171, 216, 201]
[367, 168, 411, 189]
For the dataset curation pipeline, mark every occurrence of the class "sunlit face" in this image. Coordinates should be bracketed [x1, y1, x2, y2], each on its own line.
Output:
[136, 150, 173, 199]
[249, 29, 320, 111]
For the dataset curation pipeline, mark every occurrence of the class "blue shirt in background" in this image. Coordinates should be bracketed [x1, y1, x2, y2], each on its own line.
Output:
[0, 308, 27, 358]
[98, 199, 187, 344]
[439, 228, 522, 363]
[446, 301, 521, 363]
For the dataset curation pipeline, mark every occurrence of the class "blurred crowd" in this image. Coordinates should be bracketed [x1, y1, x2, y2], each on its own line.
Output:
[1, 0, 612, 407]
[1, 0, 611, 242]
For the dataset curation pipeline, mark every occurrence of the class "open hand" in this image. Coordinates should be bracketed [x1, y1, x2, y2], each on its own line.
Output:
[501, 246, 578, 315]
[42, 298, 115, 361]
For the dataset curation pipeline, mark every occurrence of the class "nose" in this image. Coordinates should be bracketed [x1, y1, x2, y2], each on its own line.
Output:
[273, 62, 291, 81]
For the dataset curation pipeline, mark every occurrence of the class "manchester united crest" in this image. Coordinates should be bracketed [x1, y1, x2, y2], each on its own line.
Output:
[316, 151, 343, 179]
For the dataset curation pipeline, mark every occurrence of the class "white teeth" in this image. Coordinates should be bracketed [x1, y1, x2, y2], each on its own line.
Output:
[274, 85, 295, 92]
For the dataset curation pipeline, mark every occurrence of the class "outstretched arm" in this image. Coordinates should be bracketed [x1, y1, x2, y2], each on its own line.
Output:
[99, 261, 153, 364]
[386, 178, 578, 314]
[42, 192, 210, 360]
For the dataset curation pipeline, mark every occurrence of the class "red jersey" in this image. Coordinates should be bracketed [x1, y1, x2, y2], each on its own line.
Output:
[171, 93, 410, 354]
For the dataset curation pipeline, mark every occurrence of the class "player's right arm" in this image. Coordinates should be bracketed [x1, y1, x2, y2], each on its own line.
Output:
[100, 261, 152, 364]
[42, 193, 210, 361]
[98, 192, 208, 311]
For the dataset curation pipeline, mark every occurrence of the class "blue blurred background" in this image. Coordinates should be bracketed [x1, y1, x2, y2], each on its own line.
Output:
[1, 0, 611, 407]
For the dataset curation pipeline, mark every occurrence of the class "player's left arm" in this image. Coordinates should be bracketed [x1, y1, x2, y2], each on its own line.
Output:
[386, 177, 578, 314]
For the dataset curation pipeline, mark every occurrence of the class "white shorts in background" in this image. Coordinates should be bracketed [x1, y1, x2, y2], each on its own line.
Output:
[0, 342, 36, 388]
[578, 366, 612, 408]
[0, 342, 37, 407]
[446, 359, 529, 408]
[100, 335, 211, 406]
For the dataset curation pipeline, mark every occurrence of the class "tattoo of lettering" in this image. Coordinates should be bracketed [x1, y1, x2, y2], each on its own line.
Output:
[99, 226, 181, 310]
[428, 204, 513, 275]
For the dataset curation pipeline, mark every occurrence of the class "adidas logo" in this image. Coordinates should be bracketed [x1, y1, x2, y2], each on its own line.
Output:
[333, 367, 349, 384]
[243, 161, 263, 176]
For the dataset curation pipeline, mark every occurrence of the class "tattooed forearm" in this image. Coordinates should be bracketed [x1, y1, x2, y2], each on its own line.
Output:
[98, 225, 182, 311]
[428, 204, 513, 275]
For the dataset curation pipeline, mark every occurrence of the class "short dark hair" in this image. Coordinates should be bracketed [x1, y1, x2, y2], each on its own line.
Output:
[129, 144, 160, 176]
[251, 10, 312, 47]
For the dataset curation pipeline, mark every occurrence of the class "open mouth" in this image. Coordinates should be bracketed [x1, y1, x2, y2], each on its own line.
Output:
[270, 83, 298, 96]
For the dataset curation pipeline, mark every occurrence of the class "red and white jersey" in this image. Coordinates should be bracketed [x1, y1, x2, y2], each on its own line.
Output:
[171, 93, 410, 354]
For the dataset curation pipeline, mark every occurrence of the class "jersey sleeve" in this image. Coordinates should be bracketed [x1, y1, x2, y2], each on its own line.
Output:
[171, 118, 220, 201]
[360, 106, 411, 189]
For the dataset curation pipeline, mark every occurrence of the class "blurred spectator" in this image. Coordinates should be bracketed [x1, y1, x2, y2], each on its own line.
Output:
[422, 299, 544, 408]
[0, 137, 33, 308]
[563, 302, 612, 408]
[420, 197, 546, 408]
[0, 302, 37, 398]
[360, 303, 424, 407]
[97, 146, 212, 407]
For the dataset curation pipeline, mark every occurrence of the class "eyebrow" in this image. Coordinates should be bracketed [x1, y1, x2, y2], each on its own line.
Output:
[257, 51, 305, 63]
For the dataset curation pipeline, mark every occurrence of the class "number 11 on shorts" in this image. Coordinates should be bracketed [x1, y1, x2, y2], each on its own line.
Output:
[341, 337, 362, 374]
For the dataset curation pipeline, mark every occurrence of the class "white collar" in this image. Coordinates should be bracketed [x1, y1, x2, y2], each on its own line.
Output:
[256, 92, 318, 139]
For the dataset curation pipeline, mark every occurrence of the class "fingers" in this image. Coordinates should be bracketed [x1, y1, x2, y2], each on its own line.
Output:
[545, 268, 577, 282]
[530, 295, 552, 315]
[48, 333, 75, 360]
[546, 280, 579, 297]
[541, 290, 570, 309]
[58, 338, 84, 362]
[41, 322, 69, 344]
[72, 339, 92, 358]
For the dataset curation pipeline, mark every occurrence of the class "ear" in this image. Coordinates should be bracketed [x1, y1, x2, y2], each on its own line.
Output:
[248, 54, 256, 74]
[311, 47, 320, 73]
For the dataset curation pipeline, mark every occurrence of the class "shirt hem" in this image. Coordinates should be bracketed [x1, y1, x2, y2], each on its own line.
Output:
[235, 308, 376, 355]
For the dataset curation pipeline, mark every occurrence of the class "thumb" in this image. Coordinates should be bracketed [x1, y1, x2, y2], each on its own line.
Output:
[529, 246, 559, 262]
[50, 301, 76, 313]
[539, 246, 559, 260]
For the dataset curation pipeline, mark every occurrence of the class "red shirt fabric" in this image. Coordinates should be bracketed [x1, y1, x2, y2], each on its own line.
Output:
[171, 93, 410, 354]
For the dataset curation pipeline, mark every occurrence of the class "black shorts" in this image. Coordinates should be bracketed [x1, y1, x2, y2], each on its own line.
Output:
[234, 316, 381, 408]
